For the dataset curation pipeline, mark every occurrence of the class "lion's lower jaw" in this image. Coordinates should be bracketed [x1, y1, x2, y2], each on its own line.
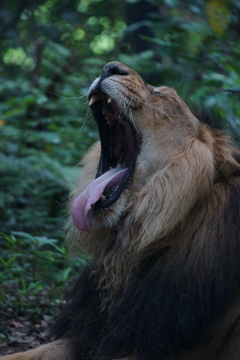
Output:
[91, 190, 130, 230]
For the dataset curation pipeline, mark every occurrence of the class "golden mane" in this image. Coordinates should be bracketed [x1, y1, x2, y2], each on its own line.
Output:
[4, 62, 240, 360]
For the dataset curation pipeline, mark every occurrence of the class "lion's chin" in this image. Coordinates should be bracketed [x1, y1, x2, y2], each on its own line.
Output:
[91, 190, 129, 230]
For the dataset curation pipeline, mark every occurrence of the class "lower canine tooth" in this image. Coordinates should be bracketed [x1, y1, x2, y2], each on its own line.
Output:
[106, 116, 111, 124]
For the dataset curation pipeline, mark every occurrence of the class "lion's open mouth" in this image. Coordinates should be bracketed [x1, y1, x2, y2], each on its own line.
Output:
[71, 91, 141, 231]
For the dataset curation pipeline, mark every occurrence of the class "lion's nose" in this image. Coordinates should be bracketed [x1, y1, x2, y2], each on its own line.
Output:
[103, 62, 129, 77]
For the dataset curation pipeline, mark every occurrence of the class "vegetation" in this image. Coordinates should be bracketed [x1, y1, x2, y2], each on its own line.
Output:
[0, 231, 87, 311]
[0, 0, 240, 349]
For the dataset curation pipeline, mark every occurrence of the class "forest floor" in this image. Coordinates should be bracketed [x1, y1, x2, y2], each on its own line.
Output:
[0, 301, 60, 357]
[0, 314, 49, 356]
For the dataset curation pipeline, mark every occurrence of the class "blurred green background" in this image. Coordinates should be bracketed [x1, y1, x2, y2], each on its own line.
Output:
[0, 0, 240, 328]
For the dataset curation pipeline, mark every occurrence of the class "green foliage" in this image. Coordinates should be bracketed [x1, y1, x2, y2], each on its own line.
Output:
[0, 0, 127, 236]
[120, 0, 240, 135]
[0, 231, 88, 315]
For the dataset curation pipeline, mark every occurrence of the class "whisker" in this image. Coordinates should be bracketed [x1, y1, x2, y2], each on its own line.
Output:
[173, 77, 184, 89]
[49, 92, 88, 100]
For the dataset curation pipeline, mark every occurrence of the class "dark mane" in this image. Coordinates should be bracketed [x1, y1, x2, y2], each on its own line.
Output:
[51, 181, 240, 360]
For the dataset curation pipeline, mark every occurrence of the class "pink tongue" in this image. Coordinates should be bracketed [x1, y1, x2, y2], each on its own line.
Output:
[72, 168, 127, 231]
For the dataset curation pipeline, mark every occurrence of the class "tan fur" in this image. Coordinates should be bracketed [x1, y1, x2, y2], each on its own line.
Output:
[1, 340, 71, 360]
[3, 62, 240, 360]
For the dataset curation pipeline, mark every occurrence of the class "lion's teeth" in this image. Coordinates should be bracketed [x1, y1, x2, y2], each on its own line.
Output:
[89, 92, 102, 106]
[89, 97, 94, 106]
[100, 195, 106, 201]
[102, 107, 107, 114]
[106, 116, 111, 125]
[108, 98, 112, 104]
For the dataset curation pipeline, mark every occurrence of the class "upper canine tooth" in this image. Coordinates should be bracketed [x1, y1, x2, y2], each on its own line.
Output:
[88, 92, 102, 106]
[108, 98, 112, 104]
[89, 97, 95, 106]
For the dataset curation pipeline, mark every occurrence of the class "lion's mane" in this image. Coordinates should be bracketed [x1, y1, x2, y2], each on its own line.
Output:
[51, 62, 240, 360]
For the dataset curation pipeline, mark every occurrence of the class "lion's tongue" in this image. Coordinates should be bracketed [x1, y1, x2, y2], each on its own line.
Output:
[72, 168, 127, 231]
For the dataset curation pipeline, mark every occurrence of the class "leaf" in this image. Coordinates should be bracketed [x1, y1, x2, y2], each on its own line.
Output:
[11, 232, 36, 240]
[206, 0, 230, 34]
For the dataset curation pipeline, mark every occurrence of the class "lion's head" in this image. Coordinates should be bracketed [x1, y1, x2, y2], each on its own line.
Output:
[72, 62, 202, 232]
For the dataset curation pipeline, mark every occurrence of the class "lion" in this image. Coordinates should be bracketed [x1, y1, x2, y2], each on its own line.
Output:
[3, 61, 240, 360]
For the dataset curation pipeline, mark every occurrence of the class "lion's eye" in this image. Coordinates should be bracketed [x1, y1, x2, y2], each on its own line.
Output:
[154, 91, 160, 96]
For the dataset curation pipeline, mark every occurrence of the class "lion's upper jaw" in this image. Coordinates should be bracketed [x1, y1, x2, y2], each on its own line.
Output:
[71, 61, 207, 236]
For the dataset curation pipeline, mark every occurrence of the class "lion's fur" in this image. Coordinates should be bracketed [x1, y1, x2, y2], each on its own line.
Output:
[3, 62, 240, 360]
[60, 64, 240, 360]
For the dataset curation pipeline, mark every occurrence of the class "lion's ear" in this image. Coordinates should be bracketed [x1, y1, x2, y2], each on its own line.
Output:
[215, 141, 240, 180]
[199, 125, 240, 180]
